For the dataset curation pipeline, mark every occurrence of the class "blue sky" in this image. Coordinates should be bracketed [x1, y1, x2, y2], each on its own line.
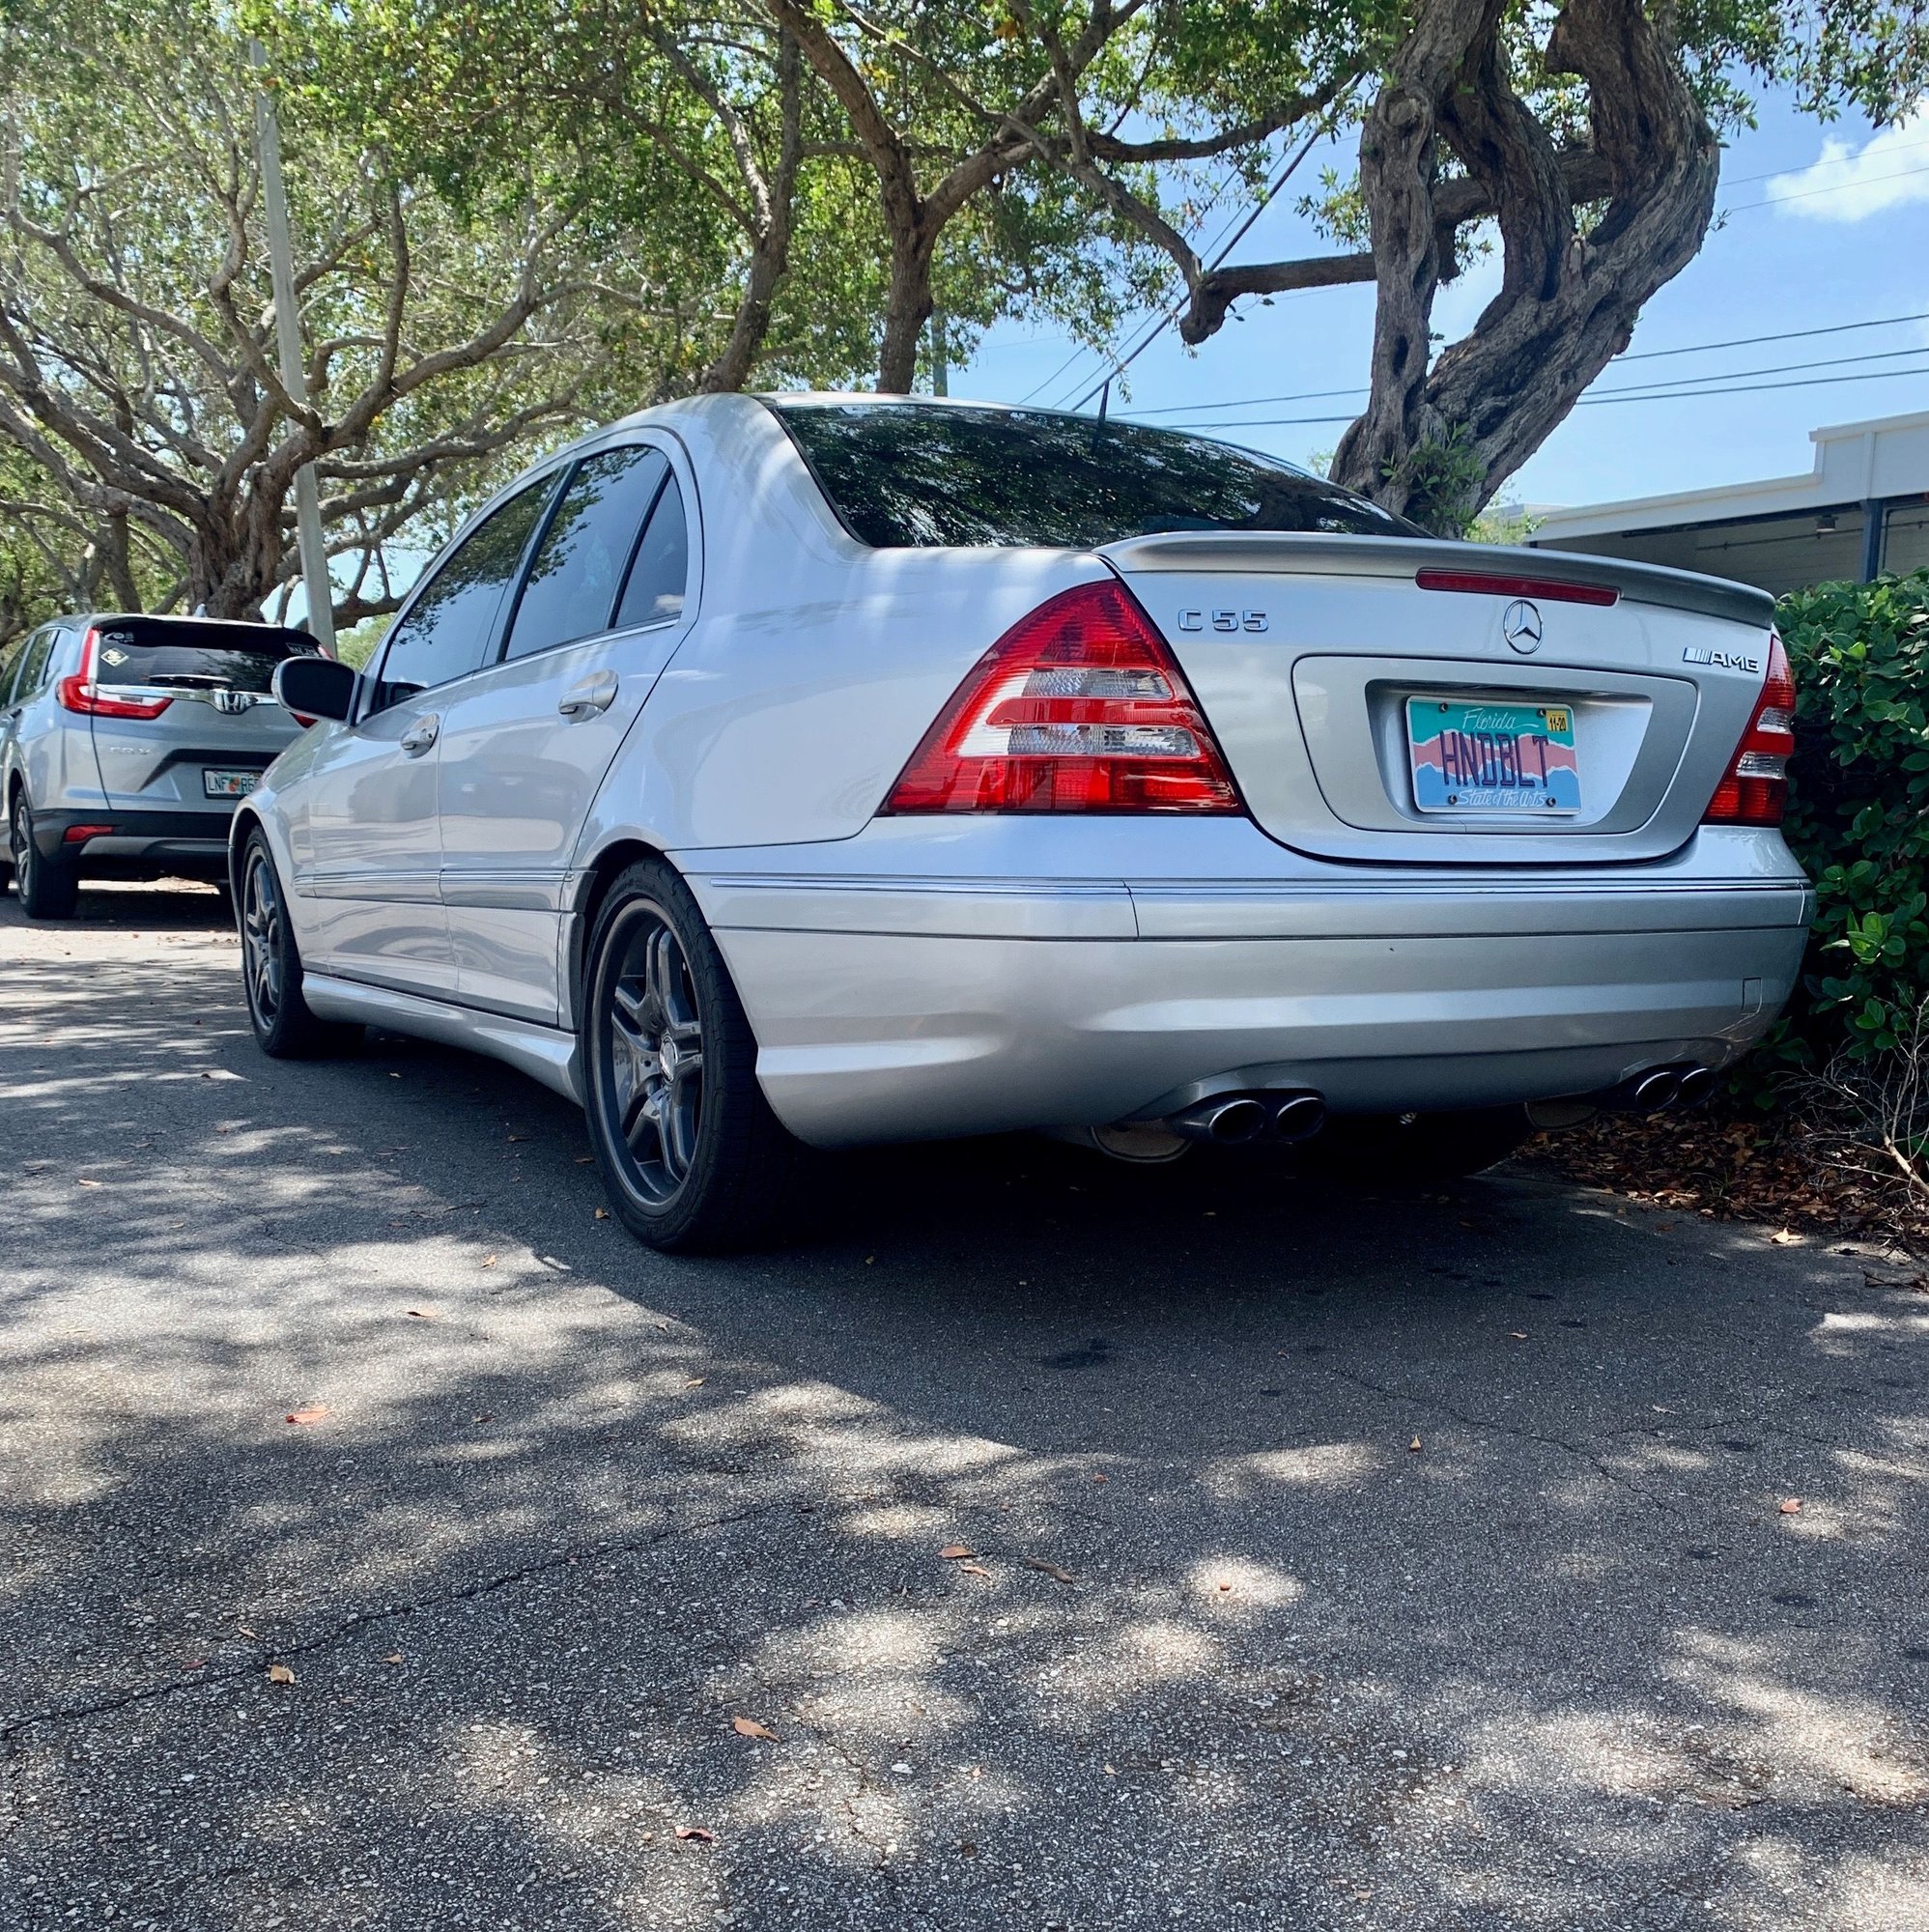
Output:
[954, 90, 1929, 512]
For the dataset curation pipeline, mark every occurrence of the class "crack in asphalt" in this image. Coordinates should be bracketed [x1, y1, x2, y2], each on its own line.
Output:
[1307, 1360, 1677, 1511]
[0, 1499, 787, 1746]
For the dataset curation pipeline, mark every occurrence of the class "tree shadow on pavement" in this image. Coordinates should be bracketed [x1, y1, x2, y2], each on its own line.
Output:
[3, 912, 1926, 1930]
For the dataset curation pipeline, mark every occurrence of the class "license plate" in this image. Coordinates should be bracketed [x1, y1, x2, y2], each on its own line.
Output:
[203, 769, 259, 798]
[1406, 698, 1580, 814]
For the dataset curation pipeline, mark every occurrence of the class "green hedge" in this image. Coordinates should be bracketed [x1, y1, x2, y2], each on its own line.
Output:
[1772, 570, 1929, 1062]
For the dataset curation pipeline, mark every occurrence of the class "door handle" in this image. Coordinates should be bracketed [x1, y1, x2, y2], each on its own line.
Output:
[400, 714, 440, 755]
[557, 671, 618, 720]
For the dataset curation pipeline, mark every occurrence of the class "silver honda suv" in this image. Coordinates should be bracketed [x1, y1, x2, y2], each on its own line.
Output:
[1, 612, 309, 919]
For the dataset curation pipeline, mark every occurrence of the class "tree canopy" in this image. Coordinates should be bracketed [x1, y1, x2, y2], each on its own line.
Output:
[1, 0, 1924, 643]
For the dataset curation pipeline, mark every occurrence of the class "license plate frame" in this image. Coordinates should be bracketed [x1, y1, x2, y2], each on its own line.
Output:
[1406, 697, 1581, 816]
[203, 769, 260, 799]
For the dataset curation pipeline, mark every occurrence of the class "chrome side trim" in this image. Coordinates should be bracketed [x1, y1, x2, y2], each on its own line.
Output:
[301, 972, 582, 1104]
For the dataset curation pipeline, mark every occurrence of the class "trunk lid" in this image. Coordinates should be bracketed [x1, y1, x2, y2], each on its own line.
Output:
[82, 616, 306, 810]
[1104, 533, 1776, 866]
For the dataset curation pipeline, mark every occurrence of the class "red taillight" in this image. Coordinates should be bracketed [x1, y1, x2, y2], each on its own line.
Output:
[63, 824, 115, 844]
[1704, 633, 1795, 827]
[882, 580, 1241, 814]
[1416, 568, 1618, 608]
[57, 628, 171, 719]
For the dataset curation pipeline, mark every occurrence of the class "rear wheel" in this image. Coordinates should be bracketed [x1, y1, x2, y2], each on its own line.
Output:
[582, 858, 804, 1253]
[1300, 1106, 1536, 1184]
[10, 790, 78, 921]
[240, 830, 359, 1058]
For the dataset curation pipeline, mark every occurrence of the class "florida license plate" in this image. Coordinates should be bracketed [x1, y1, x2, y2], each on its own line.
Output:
[203, 769, 259, 798]
[1406, 698, 1580, 814]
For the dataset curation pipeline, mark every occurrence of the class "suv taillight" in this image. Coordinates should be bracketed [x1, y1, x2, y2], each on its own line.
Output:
[882, 580, 1240, 814]
[1704, 633, 1795, 827]
[57, 628, 172, 720]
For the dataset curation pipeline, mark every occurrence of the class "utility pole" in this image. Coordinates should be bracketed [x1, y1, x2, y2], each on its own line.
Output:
[249, 40, 335, 654]
[930, 309, 950, 398]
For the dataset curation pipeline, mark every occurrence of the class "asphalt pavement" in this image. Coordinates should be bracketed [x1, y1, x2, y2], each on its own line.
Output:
[2, 880, 1925, 1931]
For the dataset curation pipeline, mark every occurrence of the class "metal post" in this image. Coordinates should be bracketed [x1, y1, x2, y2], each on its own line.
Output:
[249, 40, 335, 653]
[930, 309, 949, 398]
[1858, 498, 1886, 582]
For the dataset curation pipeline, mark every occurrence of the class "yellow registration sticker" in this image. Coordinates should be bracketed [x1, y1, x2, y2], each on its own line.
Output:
[1542, 707, 1570, 733]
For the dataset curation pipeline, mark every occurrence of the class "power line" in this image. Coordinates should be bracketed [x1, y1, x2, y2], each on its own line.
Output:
[1718, 132, 1929, 189]
[1723, 158, 1929, 213]
[1117, 310, 1929, 422]
[1145, 356, 1929, 432]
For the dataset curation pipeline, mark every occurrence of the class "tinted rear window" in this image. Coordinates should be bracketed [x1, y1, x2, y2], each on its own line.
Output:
[92, 618, 309, 694]
[770, 401, 1423, 549]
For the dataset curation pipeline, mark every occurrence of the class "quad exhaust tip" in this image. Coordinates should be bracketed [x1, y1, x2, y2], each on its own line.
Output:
[1592, 1061, 1716, 1116]
[1169, 1091, 1327, 1146]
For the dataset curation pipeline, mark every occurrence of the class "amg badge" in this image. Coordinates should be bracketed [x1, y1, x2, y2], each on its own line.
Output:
[1683, 645, 1761, 672]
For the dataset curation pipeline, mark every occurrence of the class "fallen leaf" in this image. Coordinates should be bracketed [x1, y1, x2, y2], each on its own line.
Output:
[1022, 1556, 1076, 1584]
[937, 1544, 975, 1561]
[76, 1178, 102, 1188]
[1778, 1497, 1802, 1515]
[1771, 1229, 1800, 1246]
[594, 1207, 610, 1220]
[575, 1155, 595, 1164]
[959, 1562, 990, 1577]
[267, 1663, 296, 1686]
[674, 1826, 714, 1843]
[406, 1308, 436, 1321]
[1509, 1331, 1528, 1341]
[1091, 1470, 1110, 1483]
[482, 1254, 499, 1268]
[285, 1405, 329, 1426]
[383, 1654, 404, 1665]
[682, 1377, 705, 1389]
[506, 1135, 528, 1143]
[184, 1658, 206, 1669]
[236, 1625, 258, 1638]
[1409, 1436, 1423, 1453]
[731, 1716, 779, 1742]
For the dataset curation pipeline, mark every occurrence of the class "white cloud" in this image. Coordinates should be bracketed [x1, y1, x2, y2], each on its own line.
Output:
[1765, 107, 1929, 221]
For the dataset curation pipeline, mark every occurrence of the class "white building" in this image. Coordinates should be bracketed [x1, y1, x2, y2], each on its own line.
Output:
[1528, 409, 1929, 596]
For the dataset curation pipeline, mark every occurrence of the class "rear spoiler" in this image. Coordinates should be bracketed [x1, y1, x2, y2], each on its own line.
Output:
[1099, 532, 1775, 631]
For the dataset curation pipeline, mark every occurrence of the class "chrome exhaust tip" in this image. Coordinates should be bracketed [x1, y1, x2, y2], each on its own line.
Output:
[1631, 1068, 1681, 1114]
[1268, 1094, 1327, 1144]
[1674, 1065, 1716, 1108]
[1171, 1096, 1268, 1145]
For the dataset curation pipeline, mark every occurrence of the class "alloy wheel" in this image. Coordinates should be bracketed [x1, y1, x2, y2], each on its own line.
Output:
[241, 846, 283, 1025]
[11, 796, 33, 896]
[599, 906, 706, 1208]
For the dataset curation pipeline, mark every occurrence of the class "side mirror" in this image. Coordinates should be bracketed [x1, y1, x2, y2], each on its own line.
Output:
[273, 653, 357, 725]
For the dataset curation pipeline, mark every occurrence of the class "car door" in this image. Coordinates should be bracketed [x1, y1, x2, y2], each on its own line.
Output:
[0, 631, 35, 798]
[293, 470, 562, 996]
[436, 440, 696, 1021]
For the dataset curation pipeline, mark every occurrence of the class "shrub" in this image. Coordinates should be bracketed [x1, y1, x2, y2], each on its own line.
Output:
[1773, 570, 1929, 1062]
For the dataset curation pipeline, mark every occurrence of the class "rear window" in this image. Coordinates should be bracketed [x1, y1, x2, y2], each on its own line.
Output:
[91, 617, 309, 695]
[769, 401, 1424, 549]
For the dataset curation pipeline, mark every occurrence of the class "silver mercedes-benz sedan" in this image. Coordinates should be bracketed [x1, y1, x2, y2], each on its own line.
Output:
[236, 394, 1810, 1249]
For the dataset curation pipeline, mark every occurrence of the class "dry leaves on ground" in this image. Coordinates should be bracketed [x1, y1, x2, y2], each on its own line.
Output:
[731, 1717, 780, 1742]
[1022, 1556, 1076, 1584]
[1779, 1497, 1803, 1515]
[674, 1826, 714, 1843]
[267, 1663, 296, 1686]
[285, 1405, 329, 1426]
[937, 1544, 975, 1561]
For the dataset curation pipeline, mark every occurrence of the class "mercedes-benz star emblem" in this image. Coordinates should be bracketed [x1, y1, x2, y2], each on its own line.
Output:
[1501, 598, 1544, 654]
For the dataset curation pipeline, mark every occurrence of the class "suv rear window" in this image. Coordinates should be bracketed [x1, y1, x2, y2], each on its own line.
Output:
[769, 401, 1424, 549]
[91, 618, 309, 694]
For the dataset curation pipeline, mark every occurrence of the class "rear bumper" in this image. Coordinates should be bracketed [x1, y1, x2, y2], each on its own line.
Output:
[35, 806, 235, 877]
[679, 823, 1812, 1148]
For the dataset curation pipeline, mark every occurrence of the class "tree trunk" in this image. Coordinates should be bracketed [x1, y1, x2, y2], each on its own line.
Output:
[1329, 0, 1717, 533]
[876, 222, 936, 394]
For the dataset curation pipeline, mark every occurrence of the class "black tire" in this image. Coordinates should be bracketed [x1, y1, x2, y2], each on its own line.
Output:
[10, 789, 79, 921]
[582, 857, 805, 1253]
[239, 830, 360, 1058]
[1299, 1105, 1536, 1185]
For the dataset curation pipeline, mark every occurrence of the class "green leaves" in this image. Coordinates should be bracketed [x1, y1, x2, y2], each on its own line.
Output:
[1773, 570, 1929, 1068]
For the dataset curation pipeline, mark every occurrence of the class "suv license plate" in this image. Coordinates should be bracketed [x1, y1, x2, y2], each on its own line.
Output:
[204, 770, 259, 798]
[1406, 698, 1580, 814]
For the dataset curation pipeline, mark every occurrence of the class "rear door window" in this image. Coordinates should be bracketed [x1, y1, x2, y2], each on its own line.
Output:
[89, 619, 304, 694]
[770, 400, 1423, 548]
[13, 628, 59, 700]
[613, 471, 689, 630]
[375, 473, 560, 705]
[502, 446, 669, 661]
